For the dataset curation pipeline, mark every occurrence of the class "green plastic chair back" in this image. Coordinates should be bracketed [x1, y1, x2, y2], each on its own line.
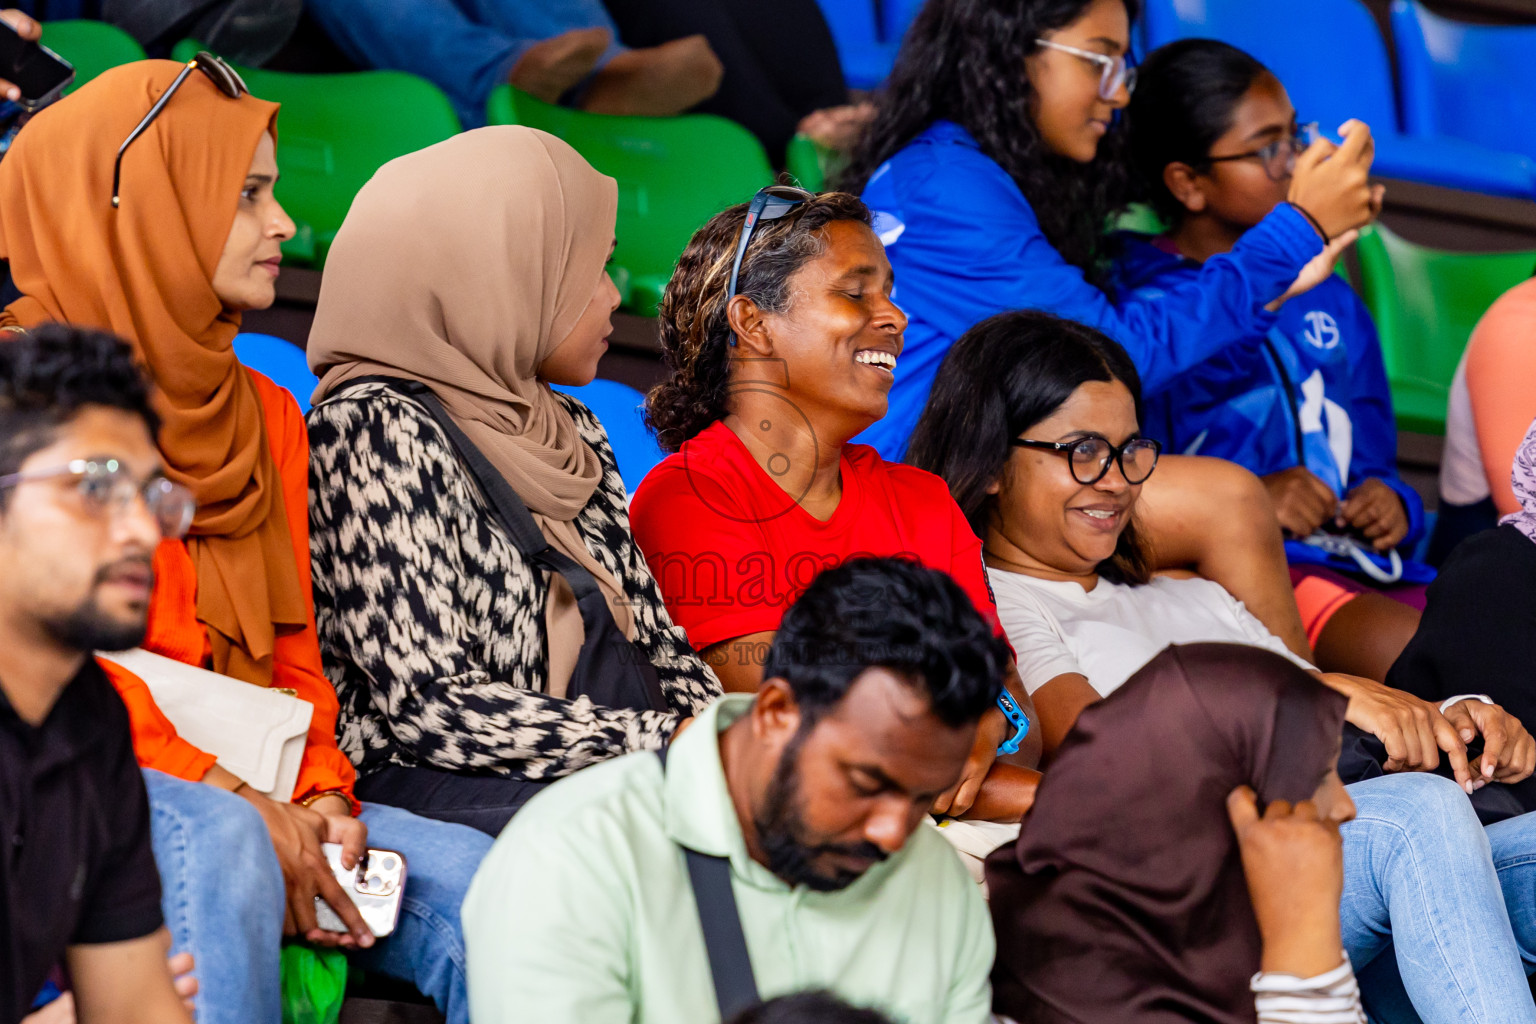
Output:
[1354, 224, 1536, 435]
[40, 20, 145, 93]
[174, 40, 461, 267]
[489, 84, 778, 314]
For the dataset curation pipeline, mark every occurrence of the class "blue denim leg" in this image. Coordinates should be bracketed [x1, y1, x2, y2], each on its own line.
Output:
[348, 803, 492, 1024]
[304, 0, 620, 127]
[1339, 773, 1536, 1023]
[144, 769, 284, 1024]
[1486, 811, 1536, 976]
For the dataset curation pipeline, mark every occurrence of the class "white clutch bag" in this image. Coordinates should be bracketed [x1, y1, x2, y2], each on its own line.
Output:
[98, 647, 314, 802]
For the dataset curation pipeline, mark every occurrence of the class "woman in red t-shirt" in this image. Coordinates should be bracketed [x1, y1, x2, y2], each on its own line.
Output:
[630, 188, 1311, 818]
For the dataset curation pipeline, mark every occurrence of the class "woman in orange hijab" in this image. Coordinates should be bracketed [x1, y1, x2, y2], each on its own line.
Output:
[0, 59, 487, 1024]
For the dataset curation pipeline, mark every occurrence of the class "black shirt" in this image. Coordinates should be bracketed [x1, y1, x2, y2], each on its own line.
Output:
[1388, 524, 1536, 811]
[0, 657, 162, 1024]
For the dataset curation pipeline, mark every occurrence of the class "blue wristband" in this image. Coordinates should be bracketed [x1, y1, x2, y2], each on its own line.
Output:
[996, 690, 1030, 756]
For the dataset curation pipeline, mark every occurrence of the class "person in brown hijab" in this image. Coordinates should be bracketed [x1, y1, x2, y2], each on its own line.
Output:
[987, 643, 1364, 1024]
[0, 60, 493, 1024]
[304, 126, 719, 835]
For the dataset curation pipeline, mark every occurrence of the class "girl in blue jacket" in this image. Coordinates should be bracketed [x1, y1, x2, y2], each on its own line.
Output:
[1112, 38, 1427, 682]
[839, 0, 1378, 462]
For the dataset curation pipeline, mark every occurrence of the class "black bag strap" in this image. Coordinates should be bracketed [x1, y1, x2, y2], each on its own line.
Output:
[657, 747, 760, 1020]
[347, 376, 610, 606]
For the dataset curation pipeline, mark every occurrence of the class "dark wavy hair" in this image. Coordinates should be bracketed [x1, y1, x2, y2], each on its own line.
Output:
[1127, 39, 1272, 225]
[645, 191, 872, 453]
[906, 310, 1153, 585]
[839, 0, 1140, 281]
[764, 557, 1008, 729]
[0, 324, 159, 484]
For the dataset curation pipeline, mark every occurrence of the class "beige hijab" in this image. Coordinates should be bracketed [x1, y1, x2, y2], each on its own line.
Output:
[308, 127, 629, 697]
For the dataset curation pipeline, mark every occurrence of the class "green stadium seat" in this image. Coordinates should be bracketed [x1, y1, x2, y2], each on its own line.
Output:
[488, 84, 778, 315]
[174, 40, 461, 267]
[40, 20, 145, 93]
[1353, 224, 1536, 435]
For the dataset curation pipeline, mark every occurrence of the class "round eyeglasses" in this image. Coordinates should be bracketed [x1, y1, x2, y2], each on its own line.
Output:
[1012, 434, 1161, 486]
[0, 458, 197, 539]
[1203, 122, 1322, 182]
[1034, 39, 1137, 101]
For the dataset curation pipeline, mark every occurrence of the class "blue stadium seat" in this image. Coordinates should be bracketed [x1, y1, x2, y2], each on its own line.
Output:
[1392, 0, 1536, 166]
[814, 0, 900, 90]
[233, 333, 319, 413]
[551, 379, 664, 495]
[1141, 0, 1536, 197]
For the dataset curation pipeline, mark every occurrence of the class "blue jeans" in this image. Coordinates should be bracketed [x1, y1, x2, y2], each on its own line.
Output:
[145, 771, 491, 1024]
[304, 0, 625, 127]
[1340, 773, 1536, 1023]
[145, 770, 284, 1024]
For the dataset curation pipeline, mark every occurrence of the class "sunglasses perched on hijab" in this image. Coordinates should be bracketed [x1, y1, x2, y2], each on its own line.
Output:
[112, 52, 248, 208]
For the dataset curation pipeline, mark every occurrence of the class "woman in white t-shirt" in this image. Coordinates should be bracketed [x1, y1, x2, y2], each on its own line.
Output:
[908, 308, 1536, 1022]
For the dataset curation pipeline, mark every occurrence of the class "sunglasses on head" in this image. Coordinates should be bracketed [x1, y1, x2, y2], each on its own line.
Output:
[112, 51, 248, 209]
[726, 185, 815, 302]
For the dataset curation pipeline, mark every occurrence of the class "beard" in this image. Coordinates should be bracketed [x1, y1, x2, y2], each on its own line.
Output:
[44, 597, 148, 653]
[42, 561, 151, 654]
[754, 729, 889, 892]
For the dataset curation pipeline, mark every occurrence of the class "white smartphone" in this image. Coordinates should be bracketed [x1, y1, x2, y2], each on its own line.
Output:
[313, 842, 407, 937]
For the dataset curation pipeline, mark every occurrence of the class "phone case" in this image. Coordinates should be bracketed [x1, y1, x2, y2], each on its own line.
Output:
[313, 843, 407, 937]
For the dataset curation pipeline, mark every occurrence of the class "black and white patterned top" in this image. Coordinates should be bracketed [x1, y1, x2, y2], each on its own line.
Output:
[306, 381, 721, 781]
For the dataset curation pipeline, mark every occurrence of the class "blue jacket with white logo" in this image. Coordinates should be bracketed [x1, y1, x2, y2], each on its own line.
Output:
[854, 120, 1324, 459]
[1111, 232, 1425, 554]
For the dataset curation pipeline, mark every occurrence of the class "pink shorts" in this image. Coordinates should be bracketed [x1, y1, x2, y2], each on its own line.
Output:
[1289, 564, 1427, 647]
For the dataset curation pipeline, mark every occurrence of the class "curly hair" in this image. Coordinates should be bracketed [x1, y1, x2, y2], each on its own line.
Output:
[0, 323, 159, 482]
[838, 0, 1140, 282]
[646, 191, 872, 453]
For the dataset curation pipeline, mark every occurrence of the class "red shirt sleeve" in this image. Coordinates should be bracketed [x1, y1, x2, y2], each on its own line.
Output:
[98, 656, 219, 781]
[253, 372, 358, 809]
[631, 457, 793, 651]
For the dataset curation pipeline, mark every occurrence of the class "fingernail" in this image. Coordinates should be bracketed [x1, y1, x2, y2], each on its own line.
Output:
[1462, 730, 1475, 742]
[6, 88, 17, 101]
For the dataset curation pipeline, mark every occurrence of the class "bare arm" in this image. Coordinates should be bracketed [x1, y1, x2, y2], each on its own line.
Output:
[67, 929, 193, 1024]
[1138, 455, 1312, 661]
[1030, 672, 1102, 764]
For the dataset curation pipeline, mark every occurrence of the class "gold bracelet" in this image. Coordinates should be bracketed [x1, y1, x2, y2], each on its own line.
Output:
[299, 789, 350, 810]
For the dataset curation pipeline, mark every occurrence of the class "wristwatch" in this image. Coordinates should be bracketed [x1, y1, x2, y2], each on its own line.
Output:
[996, 690, 1031, 756]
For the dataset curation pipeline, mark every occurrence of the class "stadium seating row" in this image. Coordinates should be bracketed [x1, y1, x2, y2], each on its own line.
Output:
[822, 0, 1536, 199]
[35, 15, 1536, 439]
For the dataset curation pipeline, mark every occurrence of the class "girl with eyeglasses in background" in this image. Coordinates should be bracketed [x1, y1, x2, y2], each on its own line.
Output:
[839, 0, 1378, 466]
[1113, 39, 1423, 686]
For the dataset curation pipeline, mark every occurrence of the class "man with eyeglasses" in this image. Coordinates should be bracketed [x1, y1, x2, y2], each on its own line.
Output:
[0, 324, 195, 1024]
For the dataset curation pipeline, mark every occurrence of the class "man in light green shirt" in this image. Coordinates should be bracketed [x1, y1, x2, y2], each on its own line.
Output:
[463, 558, 1007, 1024]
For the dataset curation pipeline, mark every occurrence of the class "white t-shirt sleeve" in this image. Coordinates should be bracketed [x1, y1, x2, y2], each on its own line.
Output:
[989, 571, 1085, 696]
[1212, 584, 1317, 672]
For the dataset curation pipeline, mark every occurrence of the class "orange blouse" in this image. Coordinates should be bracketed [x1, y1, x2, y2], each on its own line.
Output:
[98, 370, 356, 807]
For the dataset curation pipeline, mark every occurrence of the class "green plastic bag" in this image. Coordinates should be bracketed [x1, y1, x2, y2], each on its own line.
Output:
[280, 945, 347, 1024]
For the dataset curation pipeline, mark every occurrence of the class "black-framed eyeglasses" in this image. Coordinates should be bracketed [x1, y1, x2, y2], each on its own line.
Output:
[1203, 122, 1321, 182]
[727, 185, 814, 302]
[1034, 39, 1137, 101]
[1012, 434, 1162, 485]
[0, 458, 197, 538]
[112, 51, 248, 209]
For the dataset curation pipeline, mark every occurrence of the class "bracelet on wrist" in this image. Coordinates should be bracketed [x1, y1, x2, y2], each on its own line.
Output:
[1289, 202, 1331, 244]
[996, 690, 1031, 756]
[1439, 694, 1495, 715]
[299, 789, 350, 811]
